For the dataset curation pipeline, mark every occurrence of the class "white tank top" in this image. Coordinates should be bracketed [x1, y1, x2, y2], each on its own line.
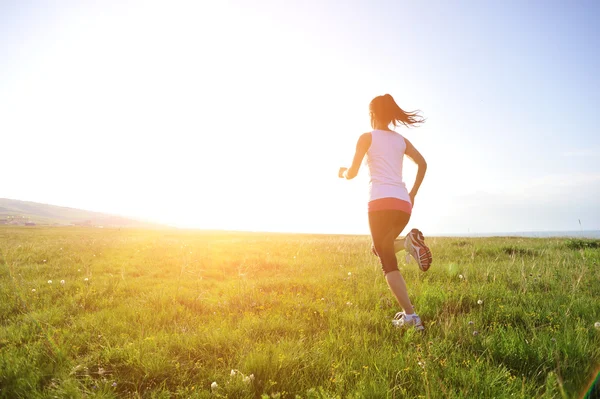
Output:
[366, 129, 411, 203]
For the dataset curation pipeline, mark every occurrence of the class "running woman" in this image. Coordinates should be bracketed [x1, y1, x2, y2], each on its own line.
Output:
[338, 93, 432, 330]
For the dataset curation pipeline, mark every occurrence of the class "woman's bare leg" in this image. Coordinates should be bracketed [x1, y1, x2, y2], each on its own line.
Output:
[385, 270, 414, 314]
[394, 238, 405, 253]
[370, 211, 415, 314]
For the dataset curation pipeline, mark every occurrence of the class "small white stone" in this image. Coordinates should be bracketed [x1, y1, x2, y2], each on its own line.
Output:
[595, 322, 600, 329]
[477, 299, 483, 305]
[31, 289, 36, 293]
[60, 280, 65, 285]
[48, 280, 52, 284]
[211, 381, 218, 391]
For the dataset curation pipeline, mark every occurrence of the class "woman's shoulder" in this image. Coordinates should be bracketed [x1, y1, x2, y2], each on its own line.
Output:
[358, 132, 372, 148]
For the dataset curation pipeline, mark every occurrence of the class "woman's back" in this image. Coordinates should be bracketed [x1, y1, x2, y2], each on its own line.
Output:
[366, 129, 409, 203]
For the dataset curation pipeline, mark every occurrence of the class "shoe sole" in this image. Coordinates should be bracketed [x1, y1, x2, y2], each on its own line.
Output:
[407, 229, 432, 272]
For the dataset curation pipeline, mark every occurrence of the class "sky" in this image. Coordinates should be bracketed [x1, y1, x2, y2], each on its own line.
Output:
[1, 0, 599, 235]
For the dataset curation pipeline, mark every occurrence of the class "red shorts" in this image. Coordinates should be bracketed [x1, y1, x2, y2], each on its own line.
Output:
[368, 197, 412, 214]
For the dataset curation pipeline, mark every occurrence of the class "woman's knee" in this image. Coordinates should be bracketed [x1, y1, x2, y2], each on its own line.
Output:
[375, 244, 398, 274]
[381, 259, 399, 275]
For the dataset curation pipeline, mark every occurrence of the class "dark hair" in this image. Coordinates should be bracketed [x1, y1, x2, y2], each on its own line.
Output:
[369, 94, 425, 129]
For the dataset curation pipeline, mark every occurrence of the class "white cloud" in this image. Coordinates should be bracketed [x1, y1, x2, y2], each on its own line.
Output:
[429, 173, 600, 234]
[563, 148, 600, 157]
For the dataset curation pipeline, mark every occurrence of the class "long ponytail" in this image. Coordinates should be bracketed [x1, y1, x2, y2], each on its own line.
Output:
[370, 94, 425, 128]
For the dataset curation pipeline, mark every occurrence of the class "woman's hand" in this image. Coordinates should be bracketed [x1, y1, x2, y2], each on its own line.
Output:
[338, 167, 348, 179]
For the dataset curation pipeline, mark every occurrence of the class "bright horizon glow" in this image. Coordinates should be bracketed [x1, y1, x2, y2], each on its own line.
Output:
[1, 1, 599, 235]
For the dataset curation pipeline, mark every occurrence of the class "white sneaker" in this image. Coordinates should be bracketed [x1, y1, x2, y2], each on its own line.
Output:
[392, 312, 425, 331]
[405, 228, 432, 272]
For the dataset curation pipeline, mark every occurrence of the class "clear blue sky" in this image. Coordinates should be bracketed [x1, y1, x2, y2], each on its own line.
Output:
[1, 1, 599, 234]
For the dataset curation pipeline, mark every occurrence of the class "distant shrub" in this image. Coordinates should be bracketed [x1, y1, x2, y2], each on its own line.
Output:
[501, 246, 536, 257]
[564, 239, 600, 250]
[453, 240, 470, 247]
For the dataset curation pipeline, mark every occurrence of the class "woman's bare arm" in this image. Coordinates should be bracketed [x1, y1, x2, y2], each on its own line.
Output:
[339, 133, 372, 180]
[404, 138, 427, 205]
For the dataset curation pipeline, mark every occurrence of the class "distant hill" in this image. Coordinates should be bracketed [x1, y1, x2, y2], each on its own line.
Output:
[0, 198, 161, 228]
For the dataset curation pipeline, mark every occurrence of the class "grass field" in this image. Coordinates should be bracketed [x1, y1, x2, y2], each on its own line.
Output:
[1, 227, 599, 398]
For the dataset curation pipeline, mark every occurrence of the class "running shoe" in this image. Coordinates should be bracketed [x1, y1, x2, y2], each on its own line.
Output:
[405, 228, 432, 271]
[392, 312, 425, 331]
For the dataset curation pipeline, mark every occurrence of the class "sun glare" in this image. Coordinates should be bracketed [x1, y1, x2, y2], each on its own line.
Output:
[3, 1, 438, 234]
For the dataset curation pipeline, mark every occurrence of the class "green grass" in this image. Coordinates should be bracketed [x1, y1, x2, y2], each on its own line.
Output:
[1, 227, 599, 398]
